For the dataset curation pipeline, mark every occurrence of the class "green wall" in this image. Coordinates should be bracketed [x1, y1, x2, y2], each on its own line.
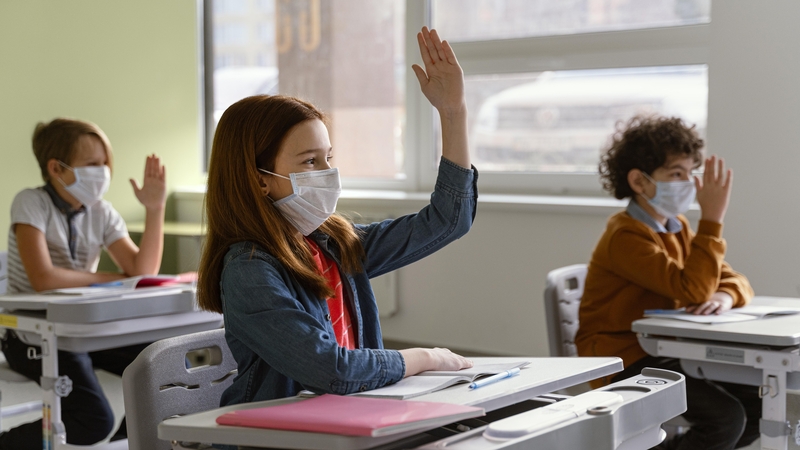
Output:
[0, 0, 205, 270]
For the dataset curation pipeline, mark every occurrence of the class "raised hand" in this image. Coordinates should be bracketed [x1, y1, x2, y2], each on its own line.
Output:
[130, 154, 166, 212]
[411, 27, 466, 113]
[695, 155, 732, 224]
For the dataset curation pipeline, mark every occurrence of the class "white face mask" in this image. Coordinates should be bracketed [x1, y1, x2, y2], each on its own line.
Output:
[259, 167, 342, 236]
[57, 162, 111, 207]
[642, 172, 696, 218]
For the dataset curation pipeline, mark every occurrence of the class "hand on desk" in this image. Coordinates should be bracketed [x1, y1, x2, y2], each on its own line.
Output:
[686, 291, 734, 315]
[399, 347, 473, 378]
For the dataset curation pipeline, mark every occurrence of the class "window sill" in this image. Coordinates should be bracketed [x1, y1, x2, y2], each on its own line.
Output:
[174, 187, 632, 216]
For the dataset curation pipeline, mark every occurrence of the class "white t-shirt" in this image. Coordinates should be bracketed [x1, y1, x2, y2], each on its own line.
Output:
[6, 187, 128, 294]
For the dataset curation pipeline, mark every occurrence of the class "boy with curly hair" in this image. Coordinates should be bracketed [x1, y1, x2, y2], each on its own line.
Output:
[575, 115, 761, 450]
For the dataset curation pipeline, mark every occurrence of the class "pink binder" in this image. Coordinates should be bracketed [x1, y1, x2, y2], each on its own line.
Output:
[216, 394, 484, 437]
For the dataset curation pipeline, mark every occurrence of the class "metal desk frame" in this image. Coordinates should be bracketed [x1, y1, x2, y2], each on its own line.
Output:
[0, 286, 223, 450]
[633, 296, 800, 450]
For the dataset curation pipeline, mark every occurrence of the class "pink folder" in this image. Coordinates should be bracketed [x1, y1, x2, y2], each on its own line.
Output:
[216, 394, 484, 437]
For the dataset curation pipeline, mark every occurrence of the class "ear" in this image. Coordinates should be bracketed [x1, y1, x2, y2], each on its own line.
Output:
[46, 159, 63, 181]
[627, 169, 647, 196]
[257, 172, 271, 197]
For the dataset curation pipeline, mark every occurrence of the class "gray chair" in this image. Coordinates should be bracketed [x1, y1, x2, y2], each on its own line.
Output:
[543, 264, 587, 357]
[122, 328, 237, 450]
[544, 264, 690, 435]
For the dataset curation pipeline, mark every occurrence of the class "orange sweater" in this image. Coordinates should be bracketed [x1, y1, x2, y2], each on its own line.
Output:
[575, 211, 753, 388]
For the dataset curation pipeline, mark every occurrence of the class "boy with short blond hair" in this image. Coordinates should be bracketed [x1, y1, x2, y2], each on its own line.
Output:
[576, 115, 760, 450]
[0, 118, 166, 448]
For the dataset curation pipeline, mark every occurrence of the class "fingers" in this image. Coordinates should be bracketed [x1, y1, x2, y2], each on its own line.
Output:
[428, 28, 447, 62]
[129, 178, 141, 193]
[411, 63, 428, 87]
[703, 155, 731, 187]
[416, 30, 433, 67]
[441, 39, 459, 65]
[690, 301, 720, 316]
[144, 154, 164, 180]
[417, 27, 452, 68]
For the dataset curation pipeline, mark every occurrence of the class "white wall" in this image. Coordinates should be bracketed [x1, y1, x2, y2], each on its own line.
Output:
[174, 1, 800, 357]
[705, 1, 800, 298]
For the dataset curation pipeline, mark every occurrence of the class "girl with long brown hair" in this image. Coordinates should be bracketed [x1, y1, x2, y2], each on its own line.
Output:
[197, 27, 477, 406]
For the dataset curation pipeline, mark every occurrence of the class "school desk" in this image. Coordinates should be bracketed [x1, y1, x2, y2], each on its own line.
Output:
[634, 296, 800, 450]
[156, 357, 685, 449]
[0, 286, 223, 450]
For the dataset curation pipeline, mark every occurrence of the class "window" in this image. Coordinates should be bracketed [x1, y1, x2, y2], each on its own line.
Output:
[466, 65, 707, 174]
[434, 0, 710, 41]
[428, 0, 711, 193]
[204, 0, 408, 187]
[204, 0, 711, 194]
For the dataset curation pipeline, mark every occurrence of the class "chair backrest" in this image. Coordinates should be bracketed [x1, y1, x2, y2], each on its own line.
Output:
[122, 328, 236, 450]
[543, 264, 588, 357]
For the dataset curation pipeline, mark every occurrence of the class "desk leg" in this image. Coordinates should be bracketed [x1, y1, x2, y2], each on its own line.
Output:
[38, 325, 67, 450]
[760, 368, 789, 450]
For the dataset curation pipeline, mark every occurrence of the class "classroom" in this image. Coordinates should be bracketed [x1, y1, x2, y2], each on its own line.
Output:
[1, 1, 799, 449]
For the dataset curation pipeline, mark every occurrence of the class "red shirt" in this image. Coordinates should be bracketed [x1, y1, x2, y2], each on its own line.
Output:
[306, 239, 356, 350]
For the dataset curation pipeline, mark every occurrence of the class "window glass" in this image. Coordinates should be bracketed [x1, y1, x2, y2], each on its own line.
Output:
[465, 65, 707, 173]
[433, 0, 711, 42]
[210, 0, 406, 180]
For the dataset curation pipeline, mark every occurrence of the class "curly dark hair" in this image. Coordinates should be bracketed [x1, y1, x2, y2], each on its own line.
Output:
[599, 115, 704, 199]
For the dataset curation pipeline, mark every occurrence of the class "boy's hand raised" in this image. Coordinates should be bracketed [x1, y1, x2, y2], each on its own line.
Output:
[411, 27, 466, 114]
[695, 155, 732, 224]
[130, 154, 166, 212]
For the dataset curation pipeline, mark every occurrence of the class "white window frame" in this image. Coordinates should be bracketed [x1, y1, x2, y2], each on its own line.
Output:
[201, 0, 710, 196]
[417, 1, 711, 195]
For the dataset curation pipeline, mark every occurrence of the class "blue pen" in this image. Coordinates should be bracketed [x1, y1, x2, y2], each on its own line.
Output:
[90, 281, 123, 287]
[469, 368, 521, 390]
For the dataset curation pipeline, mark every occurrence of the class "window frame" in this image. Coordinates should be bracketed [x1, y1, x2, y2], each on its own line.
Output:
[201, 0, 710, 195]
[422, 21, 711, 195]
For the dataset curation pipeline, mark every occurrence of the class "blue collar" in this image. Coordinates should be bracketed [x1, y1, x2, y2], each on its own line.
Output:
[626, 198, 683, 233]
[42, 182, 84, 216]
[42, 182, 85, 260]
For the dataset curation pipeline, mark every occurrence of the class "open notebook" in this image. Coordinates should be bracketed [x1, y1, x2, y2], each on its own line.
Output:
[215, 394, 484, 437]
[644, 305, 800, 324]
[41, 273, 197, 295]
[353, 361, 530, 400]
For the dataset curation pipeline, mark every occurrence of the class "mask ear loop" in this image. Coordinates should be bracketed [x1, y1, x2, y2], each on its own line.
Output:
[257, 167, 291, 180]
[54, 161, 75, 188]
[637, 170, 658, 202]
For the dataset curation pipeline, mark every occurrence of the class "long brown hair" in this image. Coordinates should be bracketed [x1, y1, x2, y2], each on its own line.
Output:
[197, 95, 364, 314]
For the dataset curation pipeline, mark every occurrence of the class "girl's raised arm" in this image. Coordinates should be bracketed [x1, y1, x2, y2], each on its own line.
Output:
[412, 27, 470, 170]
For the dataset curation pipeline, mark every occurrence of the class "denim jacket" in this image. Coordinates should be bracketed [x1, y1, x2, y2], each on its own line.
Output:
[219, 158, 478, 408]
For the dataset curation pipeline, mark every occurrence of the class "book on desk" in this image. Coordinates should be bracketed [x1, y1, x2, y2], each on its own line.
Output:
[36, 274, 197, 296]
[215, 394, 484, 437]
[351, 360, 530, 400]
[644, 304, 800, 324]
